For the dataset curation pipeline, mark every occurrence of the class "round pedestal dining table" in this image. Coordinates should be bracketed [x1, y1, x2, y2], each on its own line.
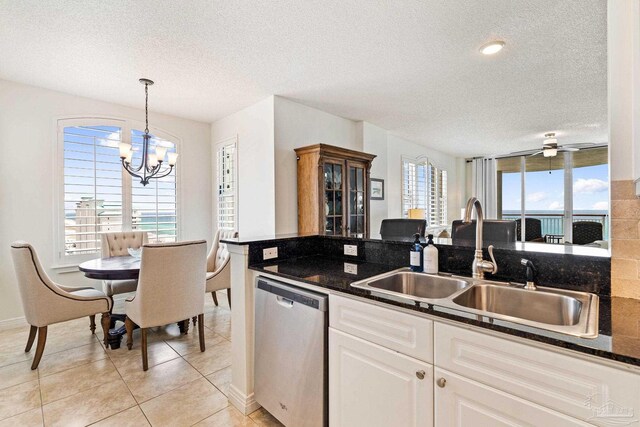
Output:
[79, 256, 140, 349]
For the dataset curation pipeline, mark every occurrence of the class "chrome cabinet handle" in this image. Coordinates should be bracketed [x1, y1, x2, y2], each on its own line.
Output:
[416, 370, 425, 380]
[436, 377, 447, 388]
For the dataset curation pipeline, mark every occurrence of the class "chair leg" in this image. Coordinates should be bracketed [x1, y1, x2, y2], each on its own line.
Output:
[141, 328, 148, 371]
[198, 314, 205, 352]
[125, 316, 134, 350]
[25, 325, 37, 352]
[31, 326, 47, 370]
[227, 289, 231, 309]
[192, 316, 197, 326]
[101, 313, 111, 348]
[89, 315, 96, 334]
[211, 292, 219, 306]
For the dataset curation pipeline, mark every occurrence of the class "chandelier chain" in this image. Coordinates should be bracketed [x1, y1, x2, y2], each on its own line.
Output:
[144, 82, 149, 134]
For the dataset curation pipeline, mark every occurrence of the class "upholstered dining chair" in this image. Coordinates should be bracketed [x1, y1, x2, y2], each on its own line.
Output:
[100, 231, 148, 308]
[124, 240, 207, 370]
[10, 242, 112, 370]
[206, 229, 238, 308]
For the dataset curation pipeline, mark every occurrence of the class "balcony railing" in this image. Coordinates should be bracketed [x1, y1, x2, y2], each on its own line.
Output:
[502, 213, 609, 241]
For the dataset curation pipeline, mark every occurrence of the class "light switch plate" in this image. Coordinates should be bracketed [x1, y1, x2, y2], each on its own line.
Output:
[344, 262, 358, 275]
[343, 244, 358, 256]
[263, 247, 278, 260]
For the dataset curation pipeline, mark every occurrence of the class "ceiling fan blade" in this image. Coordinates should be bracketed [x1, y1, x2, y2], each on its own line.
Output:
[528, 151, 543, 157]
[558, 147, 579, 152]
[561, 142, 596, 149]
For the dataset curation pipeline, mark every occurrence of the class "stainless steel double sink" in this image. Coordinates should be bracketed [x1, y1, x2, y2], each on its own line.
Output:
[350, 268, 599, 338]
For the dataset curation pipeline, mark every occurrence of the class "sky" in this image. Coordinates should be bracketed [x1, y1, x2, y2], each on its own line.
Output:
[502, 163, 609, 212]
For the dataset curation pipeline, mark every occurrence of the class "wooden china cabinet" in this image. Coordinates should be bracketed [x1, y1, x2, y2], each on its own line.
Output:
[295, 144, 376, 238]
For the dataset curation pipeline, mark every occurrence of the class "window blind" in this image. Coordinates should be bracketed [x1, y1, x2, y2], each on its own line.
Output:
[217, 141, 237, 230]
[62, 125, 123, 256]
[402, 158, 448, 227]
[130, 129, 178, 243]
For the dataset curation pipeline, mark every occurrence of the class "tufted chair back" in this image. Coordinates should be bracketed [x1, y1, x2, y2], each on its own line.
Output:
[127, 240, 207, 328]
[101, 232, 148, 257]
[207, 229, 238, 272]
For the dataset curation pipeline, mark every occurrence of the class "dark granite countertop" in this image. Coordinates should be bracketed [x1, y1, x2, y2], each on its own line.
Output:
[250, 255, 640, 368]
[224, 233, 610, 258]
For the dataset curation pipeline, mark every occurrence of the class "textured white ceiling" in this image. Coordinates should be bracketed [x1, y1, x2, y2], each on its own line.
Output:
[0, 0, 607, 157]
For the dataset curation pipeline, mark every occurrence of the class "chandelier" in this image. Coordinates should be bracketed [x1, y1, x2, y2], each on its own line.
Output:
[118, 78, 178, 186]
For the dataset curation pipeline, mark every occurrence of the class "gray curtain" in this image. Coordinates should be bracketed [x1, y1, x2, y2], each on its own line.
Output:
[471, 158, 498, 219]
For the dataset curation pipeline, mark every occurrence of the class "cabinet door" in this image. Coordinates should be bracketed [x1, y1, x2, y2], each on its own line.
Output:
[346, 160, 367, 237]
[329, 328, 433, 427]
[322, 159, 345, 235]
[434, 368, 590, 427]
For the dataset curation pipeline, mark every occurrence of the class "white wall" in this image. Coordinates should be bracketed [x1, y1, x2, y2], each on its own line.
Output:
[273, 97, 360, 234]
[607, 0, 638, 182]
[211, 96, 276, 238]
[0, 79, 212, 322]
[361, 122, 389, 238]
[385, 134, 463, 227]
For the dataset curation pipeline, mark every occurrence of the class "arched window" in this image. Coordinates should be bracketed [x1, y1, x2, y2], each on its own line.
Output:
[56, 118, 179, 264]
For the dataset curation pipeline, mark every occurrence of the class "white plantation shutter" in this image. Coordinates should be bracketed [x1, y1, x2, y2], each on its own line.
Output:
[402, 159, 427, 218]
[58, 119, 180, 263]
[217, 140, 237, 230]
[402, 158, 448, 227]
[427, 164, 448, 227]
[130, 129, 178, 243]
[62, 124, 124, 257]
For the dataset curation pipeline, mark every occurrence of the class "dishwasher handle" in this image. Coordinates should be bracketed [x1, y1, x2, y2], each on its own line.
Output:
[276, 296, 294, 308]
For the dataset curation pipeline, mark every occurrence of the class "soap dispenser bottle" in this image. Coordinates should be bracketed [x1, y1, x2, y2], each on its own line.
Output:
[423, 234, 439, 274]
[409, 233, 423, 272]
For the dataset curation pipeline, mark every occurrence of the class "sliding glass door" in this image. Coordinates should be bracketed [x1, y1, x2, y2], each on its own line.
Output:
[497, 147, 608, 244]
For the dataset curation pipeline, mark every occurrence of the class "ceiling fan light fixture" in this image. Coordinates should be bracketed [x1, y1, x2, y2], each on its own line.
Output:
[543, 132, 557, 146]
[480, 41, 505, 55]
[543, 148, 557, 157]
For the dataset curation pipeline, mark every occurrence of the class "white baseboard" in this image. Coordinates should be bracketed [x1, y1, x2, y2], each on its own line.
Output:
[0, 316, 27, 331]
[228, 384, 261, 415]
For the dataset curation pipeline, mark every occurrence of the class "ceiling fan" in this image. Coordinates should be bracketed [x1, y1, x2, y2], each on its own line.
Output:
[507, 133, 595, 158]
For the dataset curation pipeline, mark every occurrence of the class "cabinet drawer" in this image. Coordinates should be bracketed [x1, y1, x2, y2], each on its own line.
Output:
[435, 323, 640, 426]
[329, 294, 433, 363]
[330, 328, 433, 427]
[434, 368, 589, 426]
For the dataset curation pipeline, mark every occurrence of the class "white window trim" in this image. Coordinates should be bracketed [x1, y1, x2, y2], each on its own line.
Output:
[53, 116, 182, 268]
[215, 136, 239, 232]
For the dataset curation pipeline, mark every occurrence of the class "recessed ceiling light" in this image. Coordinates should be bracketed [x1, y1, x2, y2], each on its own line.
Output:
[480, 41, 505, 55]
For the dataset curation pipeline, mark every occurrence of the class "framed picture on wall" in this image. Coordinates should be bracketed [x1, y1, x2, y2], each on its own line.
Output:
[370, 178, 384, 200]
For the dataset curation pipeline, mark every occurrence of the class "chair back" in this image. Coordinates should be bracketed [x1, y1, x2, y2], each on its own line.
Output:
[136, 240, 207, 326]
[379, 219, 427, 241]
[451, 220, 517, 244]
[101, 232, 148, 257]
[10, 242, 62, 326]
[572, 222, 603, 245]
[207, 229, 238, 272]
[515, 218, 543, 242]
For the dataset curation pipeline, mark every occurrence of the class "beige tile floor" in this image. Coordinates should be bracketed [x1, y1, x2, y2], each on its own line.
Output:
[0, 290, 283, 427]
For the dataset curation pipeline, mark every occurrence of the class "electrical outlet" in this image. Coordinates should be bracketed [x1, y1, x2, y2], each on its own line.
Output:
[263, 247, 278, 260]
[343, 244, 358, 256]
[344, 262, 358, 275]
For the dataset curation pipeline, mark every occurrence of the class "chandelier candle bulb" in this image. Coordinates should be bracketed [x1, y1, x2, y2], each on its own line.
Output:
[148, 153, 158, 168]
[155, 146, 167, 162]
[119, 142, 132, 158]
[167, 152, 178, 166]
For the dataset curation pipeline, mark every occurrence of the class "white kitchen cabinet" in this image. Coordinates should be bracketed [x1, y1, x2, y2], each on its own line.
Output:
[330, 294, 433, 363]
[434, 368, 590, 427]
[435, 323, 640, 426]
[329, 328, 433, 427]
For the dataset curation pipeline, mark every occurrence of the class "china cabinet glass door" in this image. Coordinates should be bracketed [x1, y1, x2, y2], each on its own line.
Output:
[347, 162, 366, 237]
[323, 161, 344, 235]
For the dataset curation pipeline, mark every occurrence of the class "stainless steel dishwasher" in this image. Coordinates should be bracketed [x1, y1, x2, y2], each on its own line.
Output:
[254, 277, 328, 427]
